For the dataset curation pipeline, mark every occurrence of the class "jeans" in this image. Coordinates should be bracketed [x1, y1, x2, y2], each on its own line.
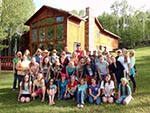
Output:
[130, 74, 136, 88]
[76, 90, 86, 104]
[18, 75, 23, 89]
[67, 90, 76, 99]
[88, 95, 101, 105]
[59, 92, 67, 100]
[13, 73, 18, 89]
[116, 96, 126, 104]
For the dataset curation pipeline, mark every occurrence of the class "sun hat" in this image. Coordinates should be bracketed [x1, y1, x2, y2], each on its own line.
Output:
[52, 49, 57, 53]
[43, 49, 49, 53]
[121, 77, 129, 84]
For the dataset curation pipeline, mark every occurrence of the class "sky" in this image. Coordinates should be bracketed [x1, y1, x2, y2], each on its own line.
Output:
[33, 0, 150, 16]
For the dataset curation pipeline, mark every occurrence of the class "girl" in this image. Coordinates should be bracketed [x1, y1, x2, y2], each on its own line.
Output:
[129, 50, 136, 93]
[47, 78, 57, 105]
[51, 59, 63, 81]
[57, 73, 68, 100]
[100, 74, 115, 103]
[67, 76, 78, 99]
[29, 57, 39, 82]
[18, 75, 32, 103]
[76, 78, 88, 108]
[31, 73, 46, 102]
[88, 77, 101, 105]
[66, 61, 76, 79]
[41, 57, 51, 84]
[116, 77, 132, 105]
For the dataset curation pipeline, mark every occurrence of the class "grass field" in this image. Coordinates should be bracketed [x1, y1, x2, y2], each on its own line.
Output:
[0, 47, 150, 113]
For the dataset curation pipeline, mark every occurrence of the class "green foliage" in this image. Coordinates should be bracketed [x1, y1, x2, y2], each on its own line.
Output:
[70, 9, 85, 17]
[0, 0, 35, 52]
[98, 0, 150, 48]
[0, 47, 150, 113]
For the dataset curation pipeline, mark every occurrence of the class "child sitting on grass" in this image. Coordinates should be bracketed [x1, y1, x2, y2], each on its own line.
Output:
[18, 75, 32, 103]
[31, 73, 46, 102]
[116, 77, 133, 105]
[47, 78, 57, 105]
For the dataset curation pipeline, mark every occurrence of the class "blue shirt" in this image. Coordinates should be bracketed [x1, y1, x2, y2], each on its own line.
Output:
[78, 83, 88, 93]
[89, 84, 100, 96]
[57, 79, 68, 94]
[118, 84, 131, 98]
[66, 65, 76, 76]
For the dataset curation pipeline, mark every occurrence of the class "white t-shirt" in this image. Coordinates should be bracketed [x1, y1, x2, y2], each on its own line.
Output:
[20, 81, 32, 94]
[118, 56, 130, 73]
[100, 80, 114, 97]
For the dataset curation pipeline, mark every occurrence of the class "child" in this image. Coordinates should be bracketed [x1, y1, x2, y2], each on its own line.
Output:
[76, 78, 88, 108]
[67, 75, 78, 99]
[31, 73, 46, 102]
[100, 74, 115, 103]
[66, 61, 76, 79]
[47, 78, 57, 105]
[41, 57, 51, 84]
[116, 77, 133, 105]
[18, 75, 32, 103]
[88, 77, 101, 105]
[57, 73, 68, 100]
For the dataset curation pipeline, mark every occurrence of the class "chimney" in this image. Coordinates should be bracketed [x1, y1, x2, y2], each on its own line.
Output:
[86, 7, 95, 51]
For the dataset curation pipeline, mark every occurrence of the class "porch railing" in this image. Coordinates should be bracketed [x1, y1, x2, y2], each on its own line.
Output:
[0, 56, 14, 71]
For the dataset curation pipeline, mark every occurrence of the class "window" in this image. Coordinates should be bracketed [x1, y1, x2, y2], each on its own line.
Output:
[40, 28, 45, 41]
[56, 41, 64, 55]
[56, 24, 64, 38]
[32, 43, 38, 54]
[40, 19, 47, 26]
[48, 18, 54, 24]
[32, 22, 38, 28]
[32, 29, 38, 42]
[48, 26, 54, 40]
[47, 42, 54, 52]
[56, 16, 64, 22]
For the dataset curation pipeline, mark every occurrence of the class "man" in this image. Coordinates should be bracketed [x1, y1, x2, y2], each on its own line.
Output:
[75, 43, 83, 59]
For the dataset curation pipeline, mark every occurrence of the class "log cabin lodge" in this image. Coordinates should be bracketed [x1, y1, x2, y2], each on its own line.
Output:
[25, 5, 120, 54]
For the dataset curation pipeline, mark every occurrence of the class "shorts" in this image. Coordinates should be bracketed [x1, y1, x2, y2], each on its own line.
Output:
[34, 89, 42, 95]
[20, 94, 31, 98]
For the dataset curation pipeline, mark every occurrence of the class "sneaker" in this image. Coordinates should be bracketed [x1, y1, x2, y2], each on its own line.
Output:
[77, 104, 80, 108]
[80, 104, 84, 108]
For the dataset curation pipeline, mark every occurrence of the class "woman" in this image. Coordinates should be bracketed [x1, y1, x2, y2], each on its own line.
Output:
[41, 57, 51, 84]
[57, 73, 68, 100]
[76, 78, 88, 108]
[31, 73, 46, 102]
[88, 77, 101, 105]
[18, 75, 32, 103]
[129, 50, 136, 93]
[12, 51, 22, 91]
[100, 74, 115, 103]
[116, 78, 133, 105]
[16, 55, 30, 88]
[67, 76, 78, 99]
[59, 51, 69, 74]
[117, 48, 130, 79]
[111, 56, 126, 87]
[96, 55, 109, 81]
[83, 57, 97, 85]
[47, 78, 57, 105]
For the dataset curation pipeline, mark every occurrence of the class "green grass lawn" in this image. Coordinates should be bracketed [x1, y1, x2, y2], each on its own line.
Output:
[0, 47, 150, 113]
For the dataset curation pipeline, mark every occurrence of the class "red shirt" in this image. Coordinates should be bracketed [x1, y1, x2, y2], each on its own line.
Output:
[68, 80, 78, 88]
[75, 50, 83, 59]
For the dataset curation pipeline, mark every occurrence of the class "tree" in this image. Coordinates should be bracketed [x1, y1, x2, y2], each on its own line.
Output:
[70, 9, 85, 17]
[0, 0, 35, 55]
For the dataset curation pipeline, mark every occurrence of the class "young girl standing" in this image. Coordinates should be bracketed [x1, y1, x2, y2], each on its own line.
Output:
[47, 78, 57, 105]
[31, 73, 46, 102]
[18, 75, 32, 103]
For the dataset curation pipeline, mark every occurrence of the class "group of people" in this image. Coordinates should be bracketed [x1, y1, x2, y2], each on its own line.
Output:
[12, 44, 136, 108]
